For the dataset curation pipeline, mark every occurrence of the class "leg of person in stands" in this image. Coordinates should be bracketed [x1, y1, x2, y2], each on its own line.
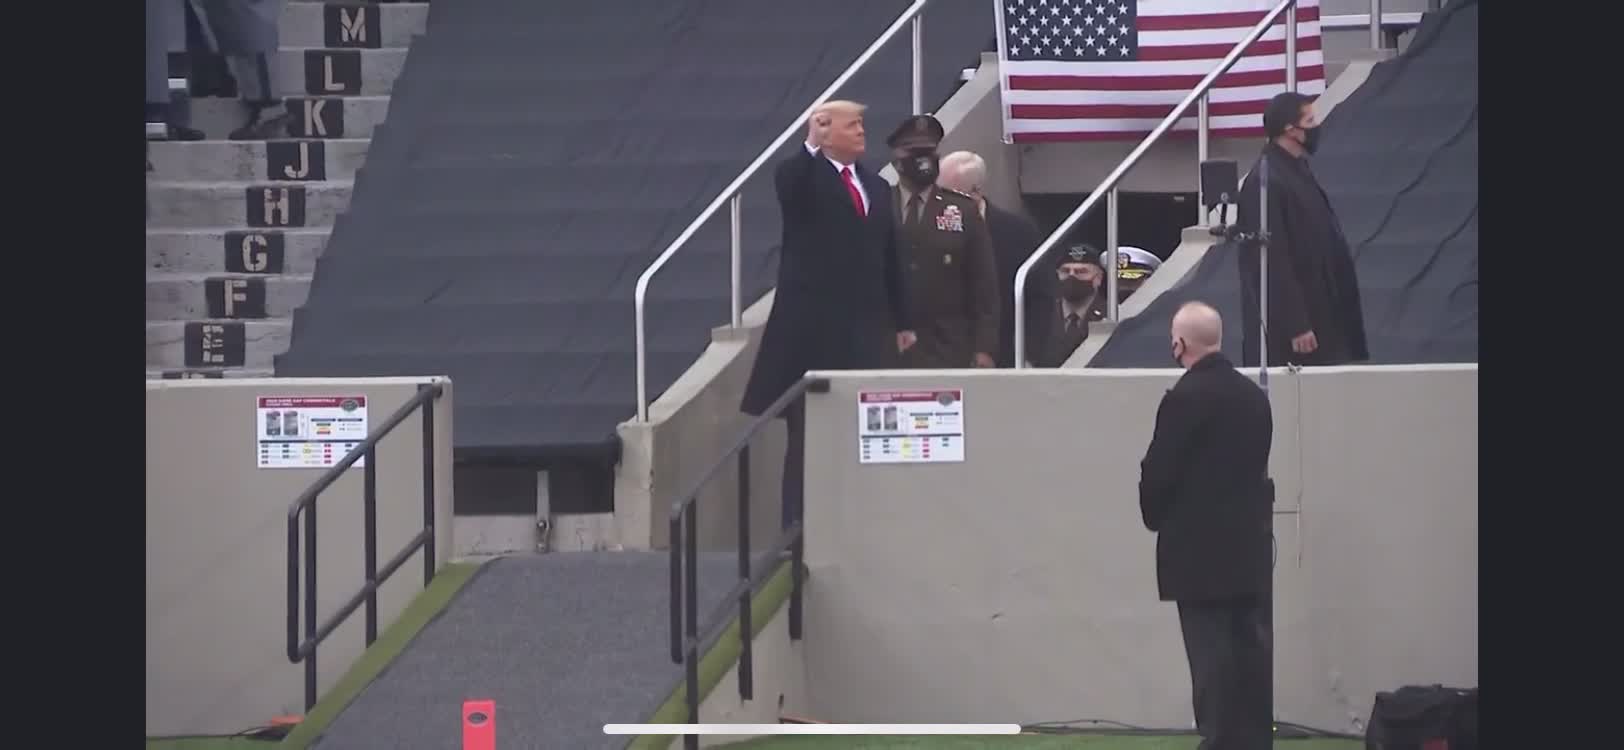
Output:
[148, 0, 204, 142]
[227, 53, 291, 140]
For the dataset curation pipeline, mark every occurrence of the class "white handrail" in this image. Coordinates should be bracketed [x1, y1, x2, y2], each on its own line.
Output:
[633, 0, 930, 421]
[1012, 0, 1301, 368]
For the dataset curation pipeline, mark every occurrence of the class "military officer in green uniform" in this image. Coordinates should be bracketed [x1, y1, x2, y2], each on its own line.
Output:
[886, 114, 1001, 369]
[1034, 243, 1109, 367]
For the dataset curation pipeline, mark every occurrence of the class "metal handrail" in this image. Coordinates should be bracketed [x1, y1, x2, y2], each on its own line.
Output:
[1012, 0, 1304, 368]
[285, 382, 444, 712]
[633, 0, 930, 421]
[665, 376, 817, 750]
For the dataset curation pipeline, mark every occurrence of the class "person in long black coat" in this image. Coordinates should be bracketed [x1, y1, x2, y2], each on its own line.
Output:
[740, 100, 914, 529]
[1237, 91, 1370, 368]
[983, 200, 1052, 367]
[1140, 301, 1274, 750]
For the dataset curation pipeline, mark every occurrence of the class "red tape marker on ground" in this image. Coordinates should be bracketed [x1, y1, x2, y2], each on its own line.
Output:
[463, 699, 495, 750]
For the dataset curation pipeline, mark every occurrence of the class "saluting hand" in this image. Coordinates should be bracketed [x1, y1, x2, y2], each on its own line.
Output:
[807, 110, 833, 149]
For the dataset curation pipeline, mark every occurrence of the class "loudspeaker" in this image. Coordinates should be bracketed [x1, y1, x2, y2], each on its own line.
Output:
[1200, 159, 1240, 212]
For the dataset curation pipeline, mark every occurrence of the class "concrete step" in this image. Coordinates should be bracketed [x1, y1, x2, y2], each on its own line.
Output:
[281, 2, 428, 49]
[148, 367, 276, 380]
[148, 139, 370, 182]
[147, 273, 313, 321]
[147, 319, 292, 370]
[148, 228, 330, 275]
[146, 181, 354, 229]
[187, 96, 391, 140]
[274, 47, 407, 96]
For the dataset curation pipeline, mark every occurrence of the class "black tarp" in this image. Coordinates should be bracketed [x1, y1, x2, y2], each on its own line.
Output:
[275, 0, 995, 460]
[1088, 0, 1477, 368]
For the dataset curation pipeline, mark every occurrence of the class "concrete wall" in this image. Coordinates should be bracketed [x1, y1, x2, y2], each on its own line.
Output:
[794, 365, 1475, 734]
[146, 377, 456, 737]
[616, 306, 790, 553]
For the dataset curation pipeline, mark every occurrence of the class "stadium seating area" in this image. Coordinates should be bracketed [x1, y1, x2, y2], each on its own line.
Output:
[145, 0, 1474, 746]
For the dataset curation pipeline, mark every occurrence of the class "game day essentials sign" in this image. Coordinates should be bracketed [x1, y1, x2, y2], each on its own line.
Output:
[256, 395, 368, 469]
[856, 389, 965, 464]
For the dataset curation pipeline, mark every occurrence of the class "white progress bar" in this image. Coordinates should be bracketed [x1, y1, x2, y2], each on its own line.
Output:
[605, 724, 1022, 735]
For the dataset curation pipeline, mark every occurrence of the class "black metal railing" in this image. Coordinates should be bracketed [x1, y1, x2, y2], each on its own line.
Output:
[667, 376, 823, 750]
[286, 382, 446, 712]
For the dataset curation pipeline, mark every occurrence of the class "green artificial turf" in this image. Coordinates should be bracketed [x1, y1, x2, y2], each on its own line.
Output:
[146, 560, 485, 750]
[712, 736, 1363, 749]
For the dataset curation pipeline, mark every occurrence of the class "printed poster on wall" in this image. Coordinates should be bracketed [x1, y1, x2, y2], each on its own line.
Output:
[256, 396, 368, 469]
[856, 389, 965, 464]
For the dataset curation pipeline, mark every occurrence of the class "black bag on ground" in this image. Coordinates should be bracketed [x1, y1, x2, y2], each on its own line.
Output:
[1365, 684, 1478, 750]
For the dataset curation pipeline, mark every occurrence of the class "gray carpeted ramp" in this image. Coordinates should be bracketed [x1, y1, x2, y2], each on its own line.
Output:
[314, 552, 736, 749]
[1089, 0, 1477, 367]
[272, 0, 996, 462]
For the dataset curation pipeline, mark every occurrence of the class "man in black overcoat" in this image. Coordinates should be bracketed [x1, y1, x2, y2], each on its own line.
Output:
[1139, 301, 1275, 750]
[1237, 91, 1370, 367]
[741, 100, 915, 529]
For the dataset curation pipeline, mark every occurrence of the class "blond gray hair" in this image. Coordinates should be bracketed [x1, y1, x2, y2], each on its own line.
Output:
[939, 150, 987, 196]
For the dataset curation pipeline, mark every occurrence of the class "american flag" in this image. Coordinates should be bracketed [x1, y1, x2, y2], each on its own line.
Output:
[995, 0, 1324, 142]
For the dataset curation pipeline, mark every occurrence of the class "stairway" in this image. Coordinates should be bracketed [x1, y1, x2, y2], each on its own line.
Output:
[146, 1, 428, 379]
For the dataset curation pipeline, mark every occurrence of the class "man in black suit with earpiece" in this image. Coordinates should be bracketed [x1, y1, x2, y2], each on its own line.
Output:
[741, 100, 915, 530]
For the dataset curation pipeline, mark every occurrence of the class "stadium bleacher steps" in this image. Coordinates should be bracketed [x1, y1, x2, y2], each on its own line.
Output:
[145, 1, 425, 379]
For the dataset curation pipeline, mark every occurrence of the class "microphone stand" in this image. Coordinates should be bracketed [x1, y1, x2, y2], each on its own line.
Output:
[1208, 153, 1272, 391]
[1211, 156, 1281, 738]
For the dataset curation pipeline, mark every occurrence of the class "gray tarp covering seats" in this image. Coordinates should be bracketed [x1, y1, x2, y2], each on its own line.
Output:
[274, 0, 996, 461]
[1088, 0, 1477, 368]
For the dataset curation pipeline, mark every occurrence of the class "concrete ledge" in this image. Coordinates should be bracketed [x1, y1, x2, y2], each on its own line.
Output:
[146, 319, 292, 369]
[1344, 47, 1401, 63]
[145, 181, 354, 229]
[147, 228, 331, 275]
[147, 367, 275, 380]
[145, 273, 313, 320]
[148, 139, 371, 182]
[280, 1, 429, 49]
[185, 97, 393, 141]
[613, 292, 785, 552]
[274, 47, 408, 96]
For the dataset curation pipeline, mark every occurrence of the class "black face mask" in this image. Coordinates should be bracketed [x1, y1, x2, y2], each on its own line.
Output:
[1058, 277, 1095, 303]
[1171, 338, 1185, 368]
[1300, 125, 1321, 155]
[895, 152, 939, 186]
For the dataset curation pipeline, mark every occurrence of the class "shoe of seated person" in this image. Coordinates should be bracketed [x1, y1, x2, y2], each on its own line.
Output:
[229, 111, 291, 141]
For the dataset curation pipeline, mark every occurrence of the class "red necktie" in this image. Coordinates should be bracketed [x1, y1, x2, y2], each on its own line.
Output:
[841, 167, 866, 217]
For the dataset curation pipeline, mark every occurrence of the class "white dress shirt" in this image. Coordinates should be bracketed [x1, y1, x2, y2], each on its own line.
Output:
[805, 141, 870, 214]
